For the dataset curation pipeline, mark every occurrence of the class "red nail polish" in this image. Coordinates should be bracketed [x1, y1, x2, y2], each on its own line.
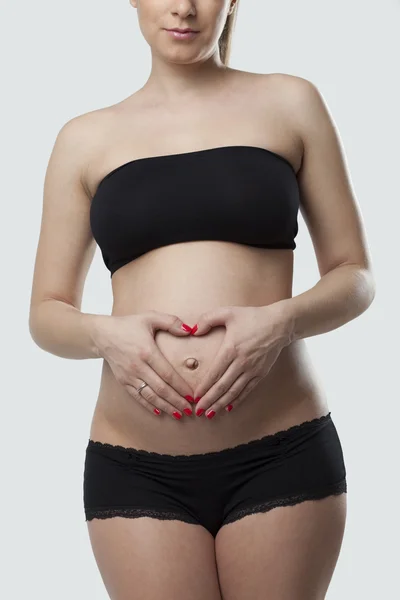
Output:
[191, 324, 198, 335]
[226, 404, 233, 412]
[154, 408, 161, 415]
[185, 395, 195, 403]
[173, 411, 182, 420]
[206, 410, 216, 419]
[183, 408, 192, 416]
[182, 323, 192, 332]
[196, 408, 204, 416]
[194, 397, 201, 403]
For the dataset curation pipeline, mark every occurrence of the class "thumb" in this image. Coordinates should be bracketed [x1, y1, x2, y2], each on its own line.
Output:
[191, 307, 230, 335]
[146, 310, 193, 337]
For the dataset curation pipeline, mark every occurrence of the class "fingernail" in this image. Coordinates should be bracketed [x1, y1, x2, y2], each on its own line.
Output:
[206, 410, 216, 419]
[185, 395, 195, 403]
[172, 411, 182, 420]
[154, 408, 161, 415]
[194, 397, 201, 403]
[226, 404, 233, 412]
[181, 323, 192, 332]
[196, 408, 204, 417]
[183, 408, 192, 416]
[191, 324, 198, 335]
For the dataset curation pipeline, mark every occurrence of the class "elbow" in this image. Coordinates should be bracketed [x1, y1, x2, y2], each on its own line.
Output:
[28, 302, 48, 350]
[331, 258, 376, 313]
[29, 311, 43, 350]
[353, 266, 376, 314]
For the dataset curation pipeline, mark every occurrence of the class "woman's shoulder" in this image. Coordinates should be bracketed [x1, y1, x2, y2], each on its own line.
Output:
[56, 99, 140, 196]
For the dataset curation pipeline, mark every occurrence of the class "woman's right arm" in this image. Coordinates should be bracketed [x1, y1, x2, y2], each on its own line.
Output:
[28, 116, 195, 418]
[29, 114, 106, 360]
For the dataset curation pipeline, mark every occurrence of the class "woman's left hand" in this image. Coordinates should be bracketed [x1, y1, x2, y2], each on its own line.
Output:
[191, 302, 292, 418]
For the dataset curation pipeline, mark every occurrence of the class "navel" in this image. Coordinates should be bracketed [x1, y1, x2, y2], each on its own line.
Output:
[184, 357, 200, 370]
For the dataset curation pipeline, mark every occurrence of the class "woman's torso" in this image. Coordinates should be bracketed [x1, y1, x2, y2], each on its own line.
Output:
[84, 69, 329, 454]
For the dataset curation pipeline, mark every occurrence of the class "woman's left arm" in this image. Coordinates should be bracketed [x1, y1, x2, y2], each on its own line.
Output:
[278, 77, 376, 343]
[190, 77, 376, 415]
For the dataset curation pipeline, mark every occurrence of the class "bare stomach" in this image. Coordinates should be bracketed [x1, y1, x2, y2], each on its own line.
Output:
[89, 241, 329, 454]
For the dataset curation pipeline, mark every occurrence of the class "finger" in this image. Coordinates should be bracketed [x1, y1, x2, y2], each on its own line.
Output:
[199, 372, 250, 417]
[224, 377, 262, 412]
[132, 360, 194, 415]
[193, 343, 237, 400]
[191, 306, 233, 335]
[195, 360, 245, 416]
[125, 382, 189, 421]
[125, 384, 166, 416]
[146, 345, 195, 403]
[145, 310, 194, 338]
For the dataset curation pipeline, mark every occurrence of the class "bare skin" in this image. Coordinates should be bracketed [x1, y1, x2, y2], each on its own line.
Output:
[83, 70, 347, 599]
[215, 494, 347, 600]
[87, 518, 223, 600]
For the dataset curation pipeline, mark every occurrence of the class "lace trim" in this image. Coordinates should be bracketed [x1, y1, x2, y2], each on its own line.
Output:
[222, 479, 347, 526]
[87, 412, 332, 461]
[85, 506, 199, 524]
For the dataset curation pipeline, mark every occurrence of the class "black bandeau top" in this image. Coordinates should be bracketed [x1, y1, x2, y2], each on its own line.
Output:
[90, 145, 300, 277]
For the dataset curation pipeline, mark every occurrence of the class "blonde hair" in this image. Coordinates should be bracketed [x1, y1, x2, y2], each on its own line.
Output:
[218, 1, 240, 66]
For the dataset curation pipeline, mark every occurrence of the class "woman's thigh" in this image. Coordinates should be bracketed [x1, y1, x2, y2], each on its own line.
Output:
[87, 517, 223, 600]
[215, 494, 347, 600]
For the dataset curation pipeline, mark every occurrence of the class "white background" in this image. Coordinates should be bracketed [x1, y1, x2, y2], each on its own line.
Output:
[2, 0, 399, 598]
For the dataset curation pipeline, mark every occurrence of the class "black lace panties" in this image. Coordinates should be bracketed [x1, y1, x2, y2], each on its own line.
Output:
[83, 412, 347, 538]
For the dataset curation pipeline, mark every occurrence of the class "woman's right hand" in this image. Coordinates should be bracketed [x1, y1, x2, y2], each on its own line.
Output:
[92, 310, 195, 420]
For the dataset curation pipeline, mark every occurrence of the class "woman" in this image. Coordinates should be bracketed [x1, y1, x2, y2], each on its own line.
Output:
[29, 0, 375, 599]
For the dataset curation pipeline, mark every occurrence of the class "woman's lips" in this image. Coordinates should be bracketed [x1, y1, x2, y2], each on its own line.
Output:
[165, 29, 199, 40]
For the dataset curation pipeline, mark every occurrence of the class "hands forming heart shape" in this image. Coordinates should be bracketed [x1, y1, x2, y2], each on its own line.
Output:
[183, 302, 292, 418]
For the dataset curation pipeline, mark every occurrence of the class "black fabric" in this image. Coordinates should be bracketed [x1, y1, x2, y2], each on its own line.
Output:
[83, 412, 347, 538]
[89, 145, 300, 277]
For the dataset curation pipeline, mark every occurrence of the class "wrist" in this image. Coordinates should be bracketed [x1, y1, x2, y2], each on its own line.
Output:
[262, 299, 297, 347]
[83, 313, 111, 358]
